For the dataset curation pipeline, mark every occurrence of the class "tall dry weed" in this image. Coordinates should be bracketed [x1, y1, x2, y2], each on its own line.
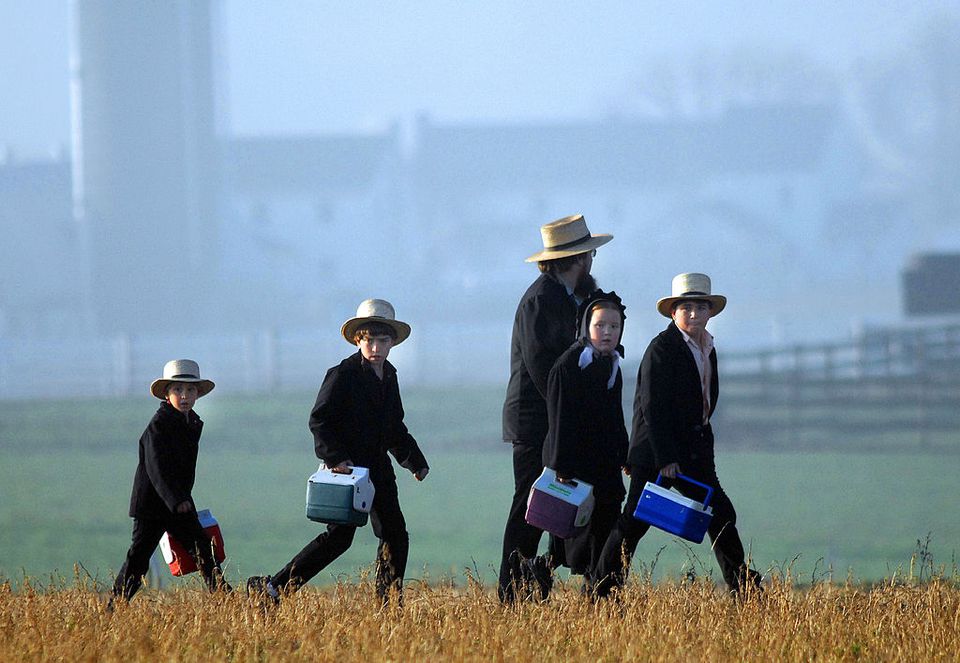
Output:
[1, 568, 958, 662]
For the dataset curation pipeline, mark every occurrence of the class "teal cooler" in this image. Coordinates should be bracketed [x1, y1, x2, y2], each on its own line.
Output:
[632, 473, 713, 543]
[305, 465, 375, 527]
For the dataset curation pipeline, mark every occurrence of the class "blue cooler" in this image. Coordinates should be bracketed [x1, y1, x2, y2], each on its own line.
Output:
[632, 473, 713, 543]
[306, 464, 375, 526]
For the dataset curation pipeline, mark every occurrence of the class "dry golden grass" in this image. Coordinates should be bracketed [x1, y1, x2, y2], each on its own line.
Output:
[2, 570, 958, 662]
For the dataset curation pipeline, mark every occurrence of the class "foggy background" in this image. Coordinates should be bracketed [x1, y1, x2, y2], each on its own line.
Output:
[2, 0, 959, 396]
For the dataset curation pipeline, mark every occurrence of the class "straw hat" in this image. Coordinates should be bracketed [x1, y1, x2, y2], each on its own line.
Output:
[149, 359, 215, 399]
[524, 214, 613, 263]
[656, 273, 727, 318]
[340, 299, 411, 345]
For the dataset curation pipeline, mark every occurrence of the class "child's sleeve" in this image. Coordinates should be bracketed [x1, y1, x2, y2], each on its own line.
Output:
[542, 358, 579, 479]
[309, 367, 352, 466]
[387, 395, 428, 473]
[639, 341, 680, 470]
[142, 420, 192, 511]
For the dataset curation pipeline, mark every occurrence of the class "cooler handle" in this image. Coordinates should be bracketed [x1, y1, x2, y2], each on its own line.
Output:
[321, 463, 354, 475]
[555, 474, 578, 487]
[655, 472, 714, 510]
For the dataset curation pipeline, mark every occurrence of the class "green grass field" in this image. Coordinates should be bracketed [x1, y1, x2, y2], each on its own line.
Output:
[1, 388, 958, 588]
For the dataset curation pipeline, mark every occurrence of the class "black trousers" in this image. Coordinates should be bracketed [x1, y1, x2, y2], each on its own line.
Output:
[113, 511, 221, 600]
[595, 451, 756, 595]
[564, 499, 622, 592]
[271, 474, 408, 600]
[497, 441, 565, 602]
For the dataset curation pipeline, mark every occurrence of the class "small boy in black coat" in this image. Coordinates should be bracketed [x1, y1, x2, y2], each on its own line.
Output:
[248, 299, 429, 605]
[541, 290, 628, 597]
[112, 359, 228, 602]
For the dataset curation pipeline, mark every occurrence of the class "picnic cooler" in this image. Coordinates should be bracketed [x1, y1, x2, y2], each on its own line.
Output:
[305, 464, 375, 527]
[159, 509, 226, 576]
[524, 467, 595, 538]
[632, 473, 714, 543]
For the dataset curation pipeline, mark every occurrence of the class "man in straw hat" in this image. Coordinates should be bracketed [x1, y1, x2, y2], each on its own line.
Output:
[498, 214, 613, 602]
[594, 273, 762, 597]
[247, 299, 428, 606]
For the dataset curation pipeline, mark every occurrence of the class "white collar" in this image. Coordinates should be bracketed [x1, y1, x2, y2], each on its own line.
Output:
[678, 327, 714, 352]
[578, 345, 621, 389]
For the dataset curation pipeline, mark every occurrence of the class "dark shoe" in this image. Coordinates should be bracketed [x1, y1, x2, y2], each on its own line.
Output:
[498, 550, 524, 604]
[524, 554, 553, 602]
[246, 575, 280, 605]
[212, 570, 233, 593]
[732, 569, 764, 602]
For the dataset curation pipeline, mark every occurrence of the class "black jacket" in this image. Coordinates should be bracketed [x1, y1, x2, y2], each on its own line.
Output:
[629, 322, 719, 470]
[310, 351, 428, 481]
[542, 340, 628, 502]
[502, 273, 579, 445]
[128, 401, 202, 518]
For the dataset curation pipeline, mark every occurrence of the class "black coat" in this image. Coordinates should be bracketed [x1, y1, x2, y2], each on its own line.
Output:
[128, 401, 202, 518]
[542, 341, 628, 502]
[629, 322, 719, 470]
[502, 273, 579, 445]
[310, 351, 428, 481]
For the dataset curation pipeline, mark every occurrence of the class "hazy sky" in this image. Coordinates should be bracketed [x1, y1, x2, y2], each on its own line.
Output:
[1, 0, 956, 155]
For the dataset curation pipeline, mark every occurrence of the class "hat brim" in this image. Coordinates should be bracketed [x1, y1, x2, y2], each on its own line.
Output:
[524, 234, 613, 263]
[656, 295, 727, 318]
[150, 378, 216, 400]
[340, 316, 411, 345]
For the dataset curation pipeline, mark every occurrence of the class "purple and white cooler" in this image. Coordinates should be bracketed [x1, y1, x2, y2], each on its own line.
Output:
[632, 473, 714, 543]
[524, 467, 595, 538]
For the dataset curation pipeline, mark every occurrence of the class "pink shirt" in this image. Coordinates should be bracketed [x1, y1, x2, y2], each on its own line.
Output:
[678, 327, 714, 424]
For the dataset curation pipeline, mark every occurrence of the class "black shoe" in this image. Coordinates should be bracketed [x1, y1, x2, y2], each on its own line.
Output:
[246, 575, 280, 605]
[212, 570, 233, 594]
[524, 555, 553, 602]
[732, 569, 764, 602]
[498, 550, 524, 604]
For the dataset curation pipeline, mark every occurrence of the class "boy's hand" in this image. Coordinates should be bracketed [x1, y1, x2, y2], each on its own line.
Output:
[621, 465, 631, 476]
[331, 461, 353, 474]
[414, 467, 429, 481]
[175, 501, 192, 514]
[660, 462, 681, 479]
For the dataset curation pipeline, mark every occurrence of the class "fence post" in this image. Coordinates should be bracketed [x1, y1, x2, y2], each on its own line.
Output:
[790, 345, 804, 446]
[915, 337, 928, 449]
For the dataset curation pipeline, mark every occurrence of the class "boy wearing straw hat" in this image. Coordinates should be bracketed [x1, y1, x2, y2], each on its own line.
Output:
[247, 299, 428, 605]
[498, 214, 613, 603]
[112, 359, 229, 603]
[594, 273, 762, 597]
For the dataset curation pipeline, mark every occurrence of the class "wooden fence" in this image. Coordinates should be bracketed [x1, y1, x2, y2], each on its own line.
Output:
[711, 324, 960, 452]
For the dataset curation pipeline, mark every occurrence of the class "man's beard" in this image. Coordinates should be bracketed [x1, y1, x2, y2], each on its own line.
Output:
[574, 272, 597, 299]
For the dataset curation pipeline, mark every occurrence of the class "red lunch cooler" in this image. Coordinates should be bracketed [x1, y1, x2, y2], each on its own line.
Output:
[159, 509, 226, 576]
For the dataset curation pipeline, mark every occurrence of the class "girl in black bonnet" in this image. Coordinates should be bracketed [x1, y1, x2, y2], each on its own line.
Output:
[541, 289, 629, 598]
